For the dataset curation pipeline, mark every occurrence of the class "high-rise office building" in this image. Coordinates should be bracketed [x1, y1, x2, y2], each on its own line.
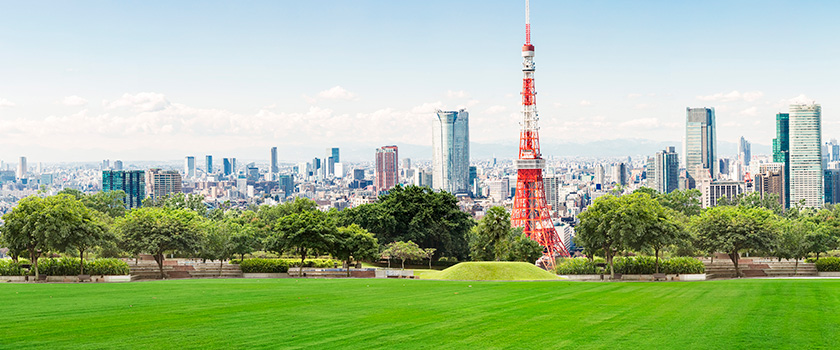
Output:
[773, 113, 791, 207]
[327, 148, 340, 164]
[433, 109, 470, 195]
[271, 147, 279, 174]
[402, 158, 411, 169]
[824, 169, 840, 204]
[16, 156, 26, 179]
[685, 107, 717, 188]
[594, 164, 605, 187]
[702, 181, 743, 208]
[113, 160, 123, 171]
[613, 162, 628, 186]
[102, 170, 145, 209]
[223, 158, 234, 176]
[277, 174, 294, 197]
[375, 145, 398, 192]
[651, 147, 679, 193]
[789, 103, 823, 208]
[145, 168, 182, 200]
[739, 136, 751, 167]
[205, 155, 213, 174]
[487, 178, 510, 202]
[545, 175, 560, 214]
[755, 163, 785, 206]
[185, 156, 196, 178]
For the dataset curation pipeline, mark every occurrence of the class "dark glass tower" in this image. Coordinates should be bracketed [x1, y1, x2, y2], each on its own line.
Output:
[773, 113, 790, 208]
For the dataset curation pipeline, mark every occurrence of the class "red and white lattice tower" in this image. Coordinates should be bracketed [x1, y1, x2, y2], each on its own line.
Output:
[511, 0, 569, 269]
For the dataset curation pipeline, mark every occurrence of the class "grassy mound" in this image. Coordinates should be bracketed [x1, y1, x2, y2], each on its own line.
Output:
[428, 261, 560, 281]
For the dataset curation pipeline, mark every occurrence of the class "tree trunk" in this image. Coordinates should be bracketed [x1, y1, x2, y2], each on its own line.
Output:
[729, 251, 740, 278]
[816, 252, 821, 261]
[219, 259, 224, 277]
[428, 258, 432, 270]
[655, 248, 660, 274]
[346, 260, 351, 277]
[30, 248, 40, 280]
[155, 252, 165, 279]
[299, 250, 305, 278]
[79, 248, 86, 275]
[795, 259, 799, 275]
[401, 258, 406, 270]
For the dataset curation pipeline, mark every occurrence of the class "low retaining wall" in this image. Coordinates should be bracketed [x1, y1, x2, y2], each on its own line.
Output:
[817, 272, 840, 277]
[560, 274, 706, 281]
[242, 273, 289, 278]
[1, 275, 131, 283]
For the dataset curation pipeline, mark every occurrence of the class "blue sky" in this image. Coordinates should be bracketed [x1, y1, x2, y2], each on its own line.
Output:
[1, 0, 838, 162]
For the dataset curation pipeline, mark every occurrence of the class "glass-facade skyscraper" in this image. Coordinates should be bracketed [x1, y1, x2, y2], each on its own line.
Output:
[773, 112, 790, 208]
[685, 107, 716, 188]
[432, 109, 470, 195]
[102, 170, 145, 209]
[652, 147, 679, 194]
[789, 103, 823, 208]
[205, 155, 213, 175]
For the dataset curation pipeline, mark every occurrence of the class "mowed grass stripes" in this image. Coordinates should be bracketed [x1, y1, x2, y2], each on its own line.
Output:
[1, 279, 839, 349]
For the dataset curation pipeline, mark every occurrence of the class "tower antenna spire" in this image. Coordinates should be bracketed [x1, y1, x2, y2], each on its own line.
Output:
[525, 0, 531, 45]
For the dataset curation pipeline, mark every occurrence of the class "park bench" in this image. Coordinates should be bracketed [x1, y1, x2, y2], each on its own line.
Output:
[653, 273, 667, 281]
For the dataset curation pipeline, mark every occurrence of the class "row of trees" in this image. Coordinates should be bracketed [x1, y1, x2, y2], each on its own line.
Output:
[577, 189, 840, 277]
[1, 186, 481, 278]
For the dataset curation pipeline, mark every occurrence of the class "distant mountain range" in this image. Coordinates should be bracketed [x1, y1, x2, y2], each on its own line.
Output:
[333, 139, 771, 163]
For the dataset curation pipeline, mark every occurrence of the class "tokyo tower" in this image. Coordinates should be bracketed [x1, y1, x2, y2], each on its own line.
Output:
[510, 0, 569, 269]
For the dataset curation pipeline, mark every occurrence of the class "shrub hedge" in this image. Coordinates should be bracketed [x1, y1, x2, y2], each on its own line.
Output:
[815, 257, 840, 272]
[555, 256, 704, 275]
[232, 258, 338, 273]
[0, 260, 26, 276]
[34, 258, 129, 276]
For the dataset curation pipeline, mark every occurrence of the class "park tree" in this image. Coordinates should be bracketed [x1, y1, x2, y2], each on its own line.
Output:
[422, 248, 437, 270]
[382, 241, 425, 270]
[621, 200, 683, 274]
[805, 225, 838, 261]
[578, 193, 666, 278]
[51, 202, 109, 275]
[506, 233, 544, 263]
[144, 193, 207, 217]
[472, 206, 514, 260]
[265, 209, 337, 277]
[692, 206, 778, 277]
[717, 192, 783, 215]
[331, 224, 379, 276]
[118, 207, 204, 279]
[58, 188, 128, 218]
[200, 220, 240, 276]
[657, 189, 702, 217]
[775, 219, 810, 274]
[340, 186, 473, 260]
[1, 196, 50, 278]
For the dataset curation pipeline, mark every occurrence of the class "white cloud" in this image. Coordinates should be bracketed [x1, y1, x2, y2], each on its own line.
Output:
[105, 92, 170, 112]
[627, 93, 642, 98]
[0, 98, 15, 107]
[484, 105, 507, 114]
[446, 90, 469, 98]
[738, 107, 758, 117]
[635, 103, 651, 109]
[696, 90, 764, 103]
[60, 95, 88, 106]
[317, 86, 356, 100]
[410, 101, 443, 114]
[784, 94, 816, 105]
[579, 100, 592, 106]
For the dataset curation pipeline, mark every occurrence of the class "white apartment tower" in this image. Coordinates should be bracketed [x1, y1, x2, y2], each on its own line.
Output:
[789, 103, 823, 207]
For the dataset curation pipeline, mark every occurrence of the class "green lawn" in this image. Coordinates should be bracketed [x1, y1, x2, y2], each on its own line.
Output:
[1, 278, 839, 349]
[419, 261, 561, 280]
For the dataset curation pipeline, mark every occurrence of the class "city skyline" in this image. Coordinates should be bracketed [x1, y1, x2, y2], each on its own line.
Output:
[1, 1, 839, 162]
